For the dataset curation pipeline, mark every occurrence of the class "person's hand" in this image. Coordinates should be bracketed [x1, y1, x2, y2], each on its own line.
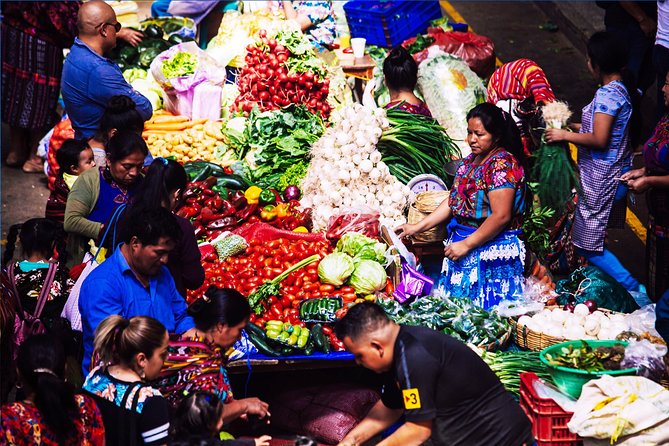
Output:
[243, 397, 271, 418]
[444, 240, 471, 261]
[395, 223, 418, 238]
[544, 128, 568, 144]
[117, 28, 144, 47]
[639, 17, 657, 38]
[181, 327, 198, 338]
[627, 176, 652, 194]
[620, 168, 646, 182]
[254, 435, 272, 446]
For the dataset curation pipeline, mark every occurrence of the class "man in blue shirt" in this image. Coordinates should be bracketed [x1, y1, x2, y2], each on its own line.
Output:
[62, 1, 153, 139]
[79, 206, 196, 374]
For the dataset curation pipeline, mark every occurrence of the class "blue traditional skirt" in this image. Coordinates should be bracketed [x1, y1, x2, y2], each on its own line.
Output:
[437, 223, 525, 309]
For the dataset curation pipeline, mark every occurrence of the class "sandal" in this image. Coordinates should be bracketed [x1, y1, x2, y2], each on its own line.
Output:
[21, 158, 44, 173]
[4, 153, 24, 168]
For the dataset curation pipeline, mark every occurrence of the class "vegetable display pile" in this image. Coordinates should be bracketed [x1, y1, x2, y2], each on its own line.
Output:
[108, 23, 180, 71]
[477, 349, 553, 396]
[318, 233, 389, 295]
[161, 51, 198, 79]
[176, 175, 310, 241]
[300, 104, 412, 230]
[143, 112, 234, 163]
[377, 108, 461, 184]
[228, 105, 325, 188]
[517, 304, 633, 341]
[417, 53, 487, 156]
[378, 294, 510, 348]
[123, 68, 163, 110]
[545, 342, 626, 372]
[233, 29, 331, 118]
[246, 321, 344, 356]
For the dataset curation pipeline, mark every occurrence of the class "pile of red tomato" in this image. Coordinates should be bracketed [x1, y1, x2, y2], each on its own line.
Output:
[188, 238, 359, 327]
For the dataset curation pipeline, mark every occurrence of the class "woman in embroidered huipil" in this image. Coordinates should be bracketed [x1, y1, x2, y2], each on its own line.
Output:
[397, 103, 527, 309]
[154, 287, 271, 424]
[545, 31, 643, 294]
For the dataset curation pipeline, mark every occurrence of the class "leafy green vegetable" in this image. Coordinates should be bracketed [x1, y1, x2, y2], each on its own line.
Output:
[161, 51, 198, 78]
[274, 29, 327, 78]
[377, 294, 509, 347]
[318, 253, 355, 287]
[349, 260, 387, 295]
[122, 68, 148, 83]
[335, 233, 386, 264]
[522, 189, 555, 260]
[405, 34, 435, 54]
[277, 161, 309, 192]
[232, 105, 325, 188]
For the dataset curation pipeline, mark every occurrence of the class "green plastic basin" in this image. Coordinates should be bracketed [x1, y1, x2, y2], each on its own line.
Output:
[539, 340, 637, 399]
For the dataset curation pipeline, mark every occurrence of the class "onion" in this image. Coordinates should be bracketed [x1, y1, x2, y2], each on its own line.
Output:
[583, 299, 598, 313]
[563, 302, 575, 312]
[283, 185, 301, 201]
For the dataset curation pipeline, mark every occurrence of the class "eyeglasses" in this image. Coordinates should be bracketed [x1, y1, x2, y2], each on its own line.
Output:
[96, 21, 122, 33]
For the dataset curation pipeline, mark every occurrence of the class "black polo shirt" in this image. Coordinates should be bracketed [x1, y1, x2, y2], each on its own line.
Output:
[380, 325, 532, 446]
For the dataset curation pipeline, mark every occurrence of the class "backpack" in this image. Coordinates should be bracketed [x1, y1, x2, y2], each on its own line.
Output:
[6, 262, 58, 360]
[85, 381, 145, 446]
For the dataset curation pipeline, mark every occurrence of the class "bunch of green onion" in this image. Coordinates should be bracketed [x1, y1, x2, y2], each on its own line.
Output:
[378, 108, 461, 184]
[477, 349, 553, 397]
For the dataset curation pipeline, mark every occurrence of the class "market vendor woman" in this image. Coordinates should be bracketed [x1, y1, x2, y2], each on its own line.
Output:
[336, 302, 532, 446]
[396, 103, 526, 309]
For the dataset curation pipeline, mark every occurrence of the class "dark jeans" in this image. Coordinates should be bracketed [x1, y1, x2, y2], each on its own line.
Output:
[653, 44, 669, 118]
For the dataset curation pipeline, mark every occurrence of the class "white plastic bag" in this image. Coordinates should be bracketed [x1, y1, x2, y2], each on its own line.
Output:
[150, 42, 226, 119]
[61, 253, 98, 332]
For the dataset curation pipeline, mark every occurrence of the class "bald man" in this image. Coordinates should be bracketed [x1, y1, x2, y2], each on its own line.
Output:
[61, 1, 152, 140]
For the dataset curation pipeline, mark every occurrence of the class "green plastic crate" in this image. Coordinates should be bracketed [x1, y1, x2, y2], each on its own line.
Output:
[540, 340, 637, 399]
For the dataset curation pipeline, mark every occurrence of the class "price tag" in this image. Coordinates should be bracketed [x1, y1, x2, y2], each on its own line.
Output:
[402, 388, 421, 410]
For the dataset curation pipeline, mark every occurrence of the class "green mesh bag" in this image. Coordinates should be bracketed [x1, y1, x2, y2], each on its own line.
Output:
[555, 266, 639, 313]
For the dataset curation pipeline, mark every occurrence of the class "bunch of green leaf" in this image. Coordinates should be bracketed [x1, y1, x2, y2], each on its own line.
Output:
[522, 189, 555, 259]
[277, 161, 309, 192]
[236, 104, 325, 188]
[274, 29, 327, 78]
[405, 34, 435, 54]
[377, 294, 509, 348]
[531, 138, 580, 211]
[161, 51, 198, 78]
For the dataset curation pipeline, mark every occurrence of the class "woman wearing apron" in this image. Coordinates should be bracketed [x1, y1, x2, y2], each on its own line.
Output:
[545, 31, 643, 293]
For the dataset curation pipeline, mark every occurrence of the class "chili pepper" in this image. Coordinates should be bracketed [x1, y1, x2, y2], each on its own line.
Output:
[244, 186, 262, 204]
[183, 186, 202, 199]
[248, 215, 260, 223]
[219, 199, 236, 217]
[281, 215, 299, 231]
[260, 205, 278, 222]
[259, 189, 277, 206]
[204, 196, 224, 212]
[207, 216, 237, 229]
[236, 203, 258, 221]
[176, 205, 199, 219]
[204, 176, 218, 189]
[269, 188, 283, 203]
[274, 203, 290, 218]
[229, 190, 248, 209]
[224, 166, 234, 174]
[193, 225, 207, 239]
[201, 188, 215, 197]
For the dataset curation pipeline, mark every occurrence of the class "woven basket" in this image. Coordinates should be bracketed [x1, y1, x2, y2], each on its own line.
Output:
[480, 323, 514, 352]
[408, 191, 449, 243]
[511, 307, 617, 351]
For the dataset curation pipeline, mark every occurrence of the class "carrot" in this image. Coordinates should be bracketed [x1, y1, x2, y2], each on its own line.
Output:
[144, 119, 207, 131]
[142, 130, 171, 137]
[148, 115, 189, 124]
[531, 261, 540, 276]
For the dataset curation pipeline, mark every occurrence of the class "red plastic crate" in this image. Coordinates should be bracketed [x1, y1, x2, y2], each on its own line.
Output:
[519, 372, 582, 446]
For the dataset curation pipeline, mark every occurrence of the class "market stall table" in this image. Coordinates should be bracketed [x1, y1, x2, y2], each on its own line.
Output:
[228, 351, 355, 373]
[334, 49, 375, 102]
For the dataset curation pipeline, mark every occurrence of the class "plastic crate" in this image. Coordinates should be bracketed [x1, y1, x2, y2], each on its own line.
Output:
[519, 372, 582, 446]
[343, 1, 442, 48]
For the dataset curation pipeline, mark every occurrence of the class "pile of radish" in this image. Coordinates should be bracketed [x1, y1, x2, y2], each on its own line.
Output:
[233, 30, 331, 118]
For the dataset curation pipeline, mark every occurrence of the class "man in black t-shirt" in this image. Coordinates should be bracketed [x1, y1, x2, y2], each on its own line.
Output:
[335, 302, 532, 446]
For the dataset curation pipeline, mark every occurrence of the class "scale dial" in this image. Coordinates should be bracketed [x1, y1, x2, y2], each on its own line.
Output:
[406, 174, 448, 194]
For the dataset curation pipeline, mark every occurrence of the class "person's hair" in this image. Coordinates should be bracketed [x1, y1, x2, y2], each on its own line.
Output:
[188, 287, 251, 332]
[170, 392, 223, 441]
[16, 335, 78, 441]
[95, 95, 145, 143]
[56, 139, 90, 176]
[106, 129, 149, 164]
[587, 31, 641, 146]
[294, 436, 318, 446]
[118, 205, 182, 246]
[131, 158, 188, 211]
[466, 102, 526, 167]
[3, 219, 69, 290]
[93, 315, 167, 369]
[334, 302, 390, 342]
[383, 46, 418, 92]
